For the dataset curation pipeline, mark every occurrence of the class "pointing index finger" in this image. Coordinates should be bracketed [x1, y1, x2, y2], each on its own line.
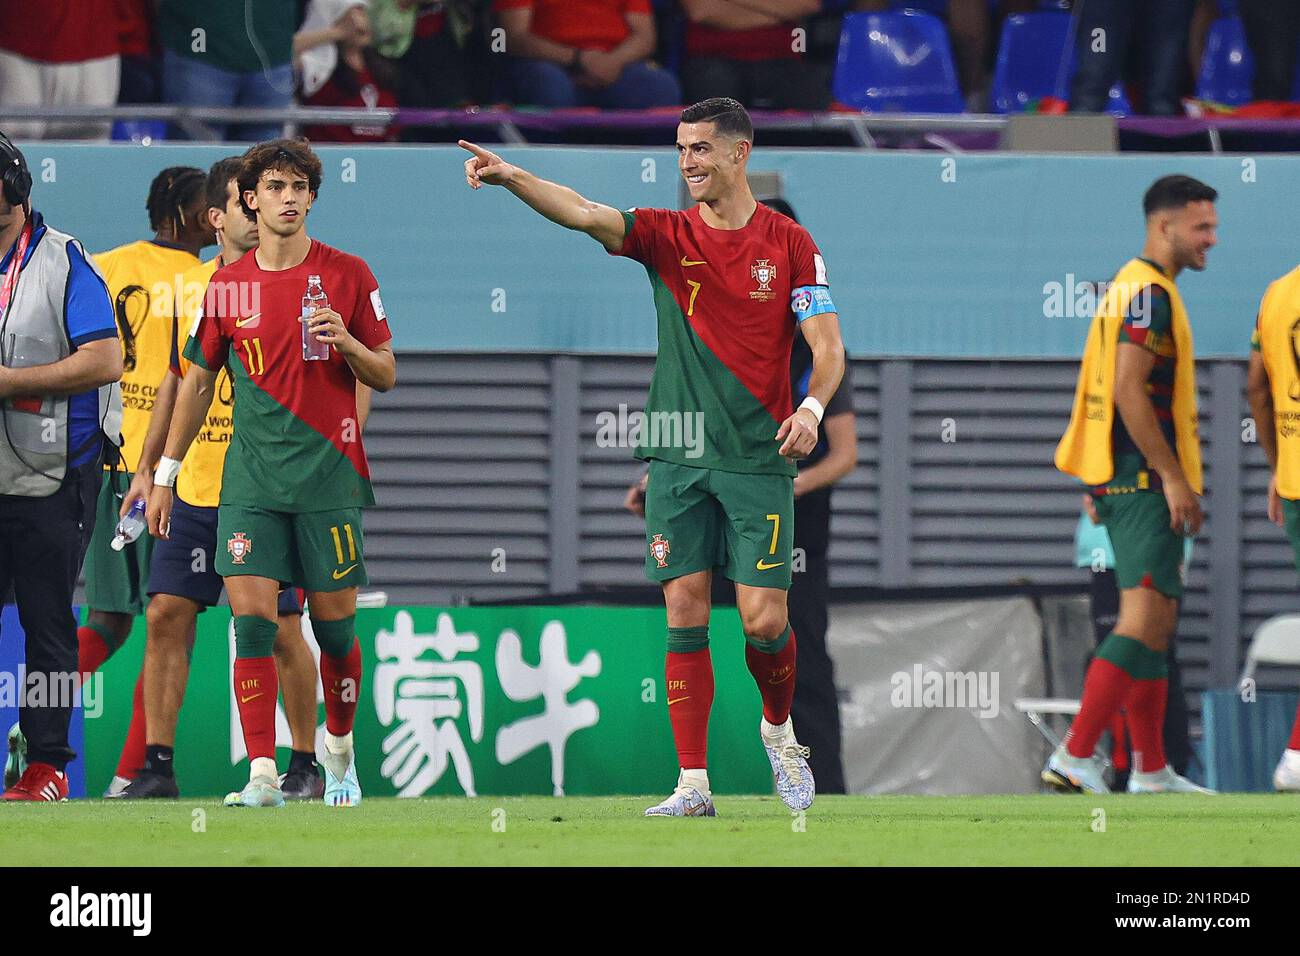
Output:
[458, 139, 491, 160]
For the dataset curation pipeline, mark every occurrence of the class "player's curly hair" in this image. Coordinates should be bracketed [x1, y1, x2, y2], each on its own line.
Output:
[236, 138, 323, 223]
[146, 166, 205, 236]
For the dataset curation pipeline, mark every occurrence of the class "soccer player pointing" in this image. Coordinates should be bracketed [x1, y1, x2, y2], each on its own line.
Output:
[147, 140, 395, 808]
[462, 97, 845, 816]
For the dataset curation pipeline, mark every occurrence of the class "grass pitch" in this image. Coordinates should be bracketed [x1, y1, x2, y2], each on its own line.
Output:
[1, 794, 1297, 866]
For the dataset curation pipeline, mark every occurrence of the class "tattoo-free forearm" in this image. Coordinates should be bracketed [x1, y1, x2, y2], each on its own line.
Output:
[162, 367, 216, 462]
[135, 371, 179, 477]
[1, 338, 122, 397]
[342, 344, 395, 393]
[1114, 377, 1184, 482]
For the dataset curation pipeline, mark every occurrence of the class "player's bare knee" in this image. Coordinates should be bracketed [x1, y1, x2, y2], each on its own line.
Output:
[741, 608, 787, 643]
[145, 597, 192, 645]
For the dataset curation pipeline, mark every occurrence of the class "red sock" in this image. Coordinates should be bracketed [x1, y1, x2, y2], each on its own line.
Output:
[233, 657, 278, 761]
[320, 640, 361, 737]
[115, 671, 147, 779]
[666, 649, 714, 768]
[77, 625, 111, 675]
[1125, 678, 1168, 773]
[1067, 658, 1136, 758]
[1290, 701, 1300, 751]
[744, 629, 798, 726]
[1108, 711, 1129, 772]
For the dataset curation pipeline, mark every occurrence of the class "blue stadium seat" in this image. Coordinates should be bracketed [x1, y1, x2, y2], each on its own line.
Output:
[833, 11, 964, 113]
[991, 11, 1130, 115]
[1196, 16, 1254, 105]
[111, 119, 167, 143]
[890, 0, 948, 15]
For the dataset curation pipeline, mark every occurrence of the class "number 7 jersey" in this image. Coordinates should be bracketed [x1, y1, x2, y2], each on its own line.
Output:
[184, 239, 392, 512]
[609, 202, 835, 477]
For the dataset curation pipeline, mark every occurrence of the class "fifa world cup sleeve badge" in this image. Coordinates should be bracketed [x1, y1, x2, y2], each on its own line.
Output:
[649, 533, 671, 568]
[227, 532, 253, 565]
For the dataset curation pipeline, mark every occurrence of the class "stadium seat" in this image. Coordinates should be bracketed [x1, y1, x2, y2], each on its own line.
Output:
[1196, 16, 1256, 105]
[1239, 614, 1300, 686]
[890, 0, 948, 15]
[991, 11, 1130, 115]
[833, 11, 965, 113]
[111, 119, 167, 144]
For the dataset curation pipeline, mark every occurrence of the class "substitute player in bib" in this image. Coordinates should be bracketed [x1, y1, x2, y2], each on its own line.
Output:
[88, 167, 213, 794]
[1245, 265, 1300, 793]
[147, 140, 395, 808]
[461, 97, 845, 816]
[1053, 175, 1217, 795]
[118, 157, 331, 800]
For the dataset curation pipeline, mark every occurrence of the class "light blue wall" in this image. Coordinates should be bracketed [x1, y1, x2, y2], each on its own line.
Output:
[22, 144, 1298, 357]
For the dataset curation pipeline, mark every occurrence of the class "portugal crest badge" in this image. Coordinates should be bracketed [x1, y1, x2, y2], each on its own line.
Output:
[227, 532, 253, 565]
[750, 259, 777, 301]
[649, 533, 671, 568]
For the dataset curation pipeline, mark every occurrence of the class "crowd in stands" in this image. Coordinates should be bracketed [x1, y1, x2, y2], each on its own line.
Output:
[0, 0, 1297, 141]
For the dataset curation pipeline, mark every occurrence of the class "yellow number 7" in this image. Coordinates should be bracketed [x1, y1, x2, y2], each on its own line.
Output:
[766, 514, 780, 555]
[686, 279, 701, 317]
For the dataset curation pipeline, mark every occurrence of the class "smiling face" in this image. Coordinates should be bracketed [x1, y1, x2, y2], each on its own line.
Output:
[1164, 199, 1218, 273]
[677, 120, 750, 205]
[243, 165, 314, 239]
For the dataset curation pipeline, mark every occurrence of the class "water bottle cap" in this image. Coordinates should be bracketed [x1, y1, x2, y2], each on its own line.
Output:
[110, 536, 126, 552]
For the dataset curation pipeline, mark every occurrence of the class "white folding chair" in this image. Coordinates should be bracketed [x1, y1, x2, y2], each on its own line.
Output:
[1014, 697, 1081, 750]
[1239, 614, 1300, 689]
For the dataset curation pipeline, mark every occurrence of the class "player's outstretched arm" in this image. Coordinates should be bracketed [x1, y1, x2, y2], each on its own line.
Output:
[146, 364, 217, 539]
[459, 140, 627, 253]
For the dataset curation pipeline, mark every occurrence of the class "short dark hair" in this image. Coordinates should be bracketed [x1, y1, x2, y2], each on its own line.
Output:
[204, 156, 244, 214]
[680, 97, 754, 144]
[237, 138, 323, 222]
[146, 166, 205, 233]
[1143, 174, 1217, 217]
[760, 197, 798, 223]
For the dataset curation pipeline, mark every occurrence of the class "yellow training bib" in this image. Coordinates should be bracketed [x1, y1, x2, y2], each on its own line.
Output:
[1255, 265, 1300, 499]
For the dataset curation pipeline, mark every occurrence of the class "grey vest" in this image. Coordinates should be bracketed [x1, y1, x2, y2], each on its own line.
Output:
[0, 223, 122, 497]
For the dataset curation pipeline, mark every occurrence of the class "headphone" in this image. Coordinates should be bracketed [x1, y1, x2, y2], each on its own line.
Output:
[0, 130, 32, 207]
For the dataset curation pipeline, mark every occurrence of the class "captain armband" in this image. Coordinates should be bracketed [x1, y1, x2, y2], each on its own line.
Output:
[791, 285, 836, 323]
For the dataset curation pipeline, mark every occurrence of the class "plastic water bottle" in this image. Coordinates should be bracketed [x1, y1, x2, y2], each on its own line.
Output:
[301, 275, 330, 361]
[110, 499, 147, 552]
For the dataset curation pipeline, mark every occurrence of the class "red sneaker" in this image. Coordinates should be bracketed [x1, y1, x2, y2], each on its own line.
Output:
[3, 762, 68, 802]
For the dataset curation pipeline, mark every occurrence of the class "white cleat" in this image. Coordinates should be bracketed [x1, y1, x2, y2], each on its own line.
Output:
[761, 718, 815, 811]
[1274, 749, 1300, 792]
[644, 785, 716, 817]
[1127, 766, 1215, 794]
[103, 774, 131, 799]
[223, 773, 286, 808]
[323, 732, 361, 807]
[1042, 743, 1110, 794]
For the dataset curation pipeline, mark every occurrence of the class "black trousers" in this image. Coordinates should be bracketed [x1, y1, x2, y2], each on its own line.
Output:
[1087, 569, 1192, 776]
[0, 462, 101, 770]
[1239, 0, 1300, 102]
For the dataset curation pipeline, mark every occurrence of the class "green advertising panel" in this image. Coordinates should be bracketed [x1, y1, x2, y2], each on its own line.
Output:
[85, 606, 772, 798]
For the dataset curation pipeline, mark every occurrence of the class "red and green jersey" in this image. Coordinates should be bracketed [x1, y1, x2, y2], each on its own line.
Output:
[184, 239, 392, 512]
[610, 202, 832, 477]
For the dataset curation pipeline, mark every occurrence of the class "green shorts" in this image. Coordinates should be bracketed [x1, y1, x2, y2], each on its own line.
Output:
[643, 459, 794, 590]
[1095, 491, 1186, 598]
[1281, 498, 1300, 574]
[215, 504, 368, 592]
[82, 470, 155, 616]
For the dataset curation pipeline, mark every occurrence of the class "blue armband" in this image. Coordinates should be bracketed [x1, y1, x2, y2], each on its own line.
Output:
[791, 285, 836, 323]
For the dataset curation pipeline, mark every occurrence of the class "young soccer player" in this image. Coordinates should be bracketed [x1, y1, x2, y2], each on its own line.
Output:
[147, 140, 395, 808]
[118, 157, 333, 799]
[85, 167, 212, 795]
[461, 97, 845, 816]
[1245, 263, 1300, 792]
[1053, 175, 1218, 794]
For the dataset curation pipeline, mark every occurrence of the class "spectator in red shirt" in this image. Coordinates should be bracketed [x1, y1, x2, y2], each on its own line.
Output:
[494, 0, 681, 108]
[0, 0, 121, 139]
[296, 0, 401, 142]
[680, 0, 827, 110]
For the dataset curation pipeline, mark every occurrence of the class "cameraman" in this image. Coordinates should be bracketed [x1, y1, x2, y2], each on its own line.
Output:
[0, 130, 122, 801]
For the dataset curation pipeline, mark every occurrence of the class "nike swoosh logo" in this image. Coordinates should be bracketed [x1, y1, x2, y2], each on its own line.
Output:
[239, 693, 262, 704]
[667, 696, 691, 705]
[680, 257, 706, 267]
[755, 560, 785, 570]
[235, 313, 261, 328]
[768, 672, 793, 685]
[332, 564, 357, 580]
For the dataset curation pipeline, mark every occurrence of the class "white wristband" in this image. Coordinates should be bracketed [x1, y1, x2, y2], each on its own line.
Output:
[798, 396, 825, 424]
[154, 456, 181, 488]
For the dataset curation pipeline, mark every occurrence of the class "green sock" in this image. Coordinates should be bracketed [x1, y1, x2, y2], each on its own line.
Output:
[745, 623, 791, 654]
[667, 626, 709, 653]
